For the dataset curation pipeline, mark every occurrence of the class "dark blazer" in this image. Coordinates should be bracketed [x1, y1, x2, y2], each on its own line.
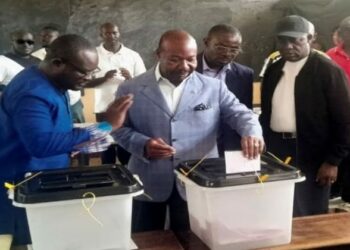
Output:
[196, 53, 254, 154]
[260, 51, 350, 171]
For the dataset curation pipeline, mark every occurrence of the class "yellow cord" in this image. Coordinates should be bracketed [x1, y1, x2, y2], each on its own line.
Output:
[4, 172, 43, 190]
[284, 156, 292, 165]
[81, 192, 103, 227]
[180, 153, 209, 177]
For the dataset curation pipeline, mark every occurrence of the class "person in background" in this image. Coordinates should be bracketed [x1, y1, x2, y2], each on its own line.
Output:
[327, 17, 350, 201]
[196, 24, 253, 156]
[32, 25, 60, 60]
[331, 26, 342, 47]
[32, 26, 88, 165]
[0, 30, 40, 92]
[260, 15, 350, 216]
[0, 34, 133, 250]
[86, 22, 146, 165]
[114, 29, 264, 232]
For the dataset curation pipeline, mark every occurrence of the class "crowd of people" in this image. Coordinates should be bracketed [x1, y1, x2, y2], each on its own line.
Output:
[1, 14, 350, 249]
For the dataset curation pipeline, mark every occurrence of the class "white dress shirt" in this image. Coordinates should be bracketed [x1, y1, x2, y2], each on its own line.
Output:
[202, 55, 231, 82]
[0, 55, 24, 87]
[270, 57, 308, 132]
[155, 63, 187, 114]
[94, 44, 146, 113]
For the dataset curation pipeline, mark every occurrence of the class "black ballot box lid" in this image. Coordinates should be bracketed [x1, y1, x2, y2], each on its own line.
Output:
[177, 153, 303, 188]
[14, 165, 143, 204]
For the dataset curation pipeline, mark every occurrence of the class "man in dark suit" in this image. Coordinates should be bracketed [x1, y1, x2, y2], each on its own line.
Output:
[196, 24, 254, 156]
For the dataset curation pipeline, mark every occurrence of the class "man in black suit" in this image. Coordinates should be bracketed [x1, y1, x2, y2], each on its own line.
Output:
[196, 24, 254, 156]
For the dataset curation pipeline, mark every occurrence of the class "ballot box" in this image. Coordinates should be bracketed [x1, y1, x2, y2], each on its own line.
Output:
[12, 165, 143, 250]
[175, 155, 304, 250]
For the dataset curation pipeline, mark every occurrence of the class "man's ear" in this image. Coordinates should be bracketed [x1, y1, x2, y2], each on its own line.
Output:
[155, 47, 161, 59]
[203, 37, 209, 46]
[306, 34, 313, 43]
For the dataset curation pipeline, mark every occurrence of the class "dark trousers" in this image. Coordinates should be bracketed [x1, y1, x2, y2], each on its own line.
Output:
[268, 131, 330, 217]
[70, 100, 89, 166]
[95, 113, 131, 165]
[332, 156, 350, 202]
[132, 184, 190, 233]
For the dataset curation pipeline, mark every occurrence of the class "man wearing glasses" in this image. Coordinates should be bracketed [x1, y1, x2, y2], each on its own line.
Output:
[0, 34, 133, 249]
[0, 30, 40, 92]
[196, 24, 254, 156]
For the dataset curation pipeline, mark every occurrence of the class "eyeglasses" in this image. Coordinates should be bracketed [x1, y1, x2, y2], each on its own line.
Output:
[15, 39, 35, 45]
[214, 45, 242, 54]
[61, 58, 99, 78]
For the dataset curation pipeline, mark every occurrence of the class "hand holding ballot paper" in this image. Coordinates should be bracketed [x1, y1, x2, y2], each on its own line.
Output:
[225, 151, 261, 174]
[224, 136, 264, 174]
[73, 122, 115, 154]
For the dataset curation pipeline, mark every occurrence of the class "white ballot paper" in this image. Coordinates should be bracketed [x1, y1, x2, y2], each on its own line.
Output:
[224, 151, 261, 174]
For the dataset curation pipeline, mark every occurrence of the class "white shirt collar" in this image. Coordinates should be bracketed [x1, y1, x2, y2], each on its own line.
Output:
[98, 43, 125, 55]
[154, 62, 191, 85]
[283, 56, 308, 76]
[202, 54, 231, 73]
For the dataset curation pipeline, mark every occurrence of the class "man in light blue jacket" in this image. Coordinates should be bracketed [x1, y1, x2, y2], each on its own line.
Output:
[114, 30, 264, 232]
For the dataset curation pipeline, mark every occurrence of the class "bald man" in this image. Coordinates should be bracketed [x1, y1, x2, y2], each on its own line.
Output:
[114, 30, 263, 232]
[0, 34, 132, 248]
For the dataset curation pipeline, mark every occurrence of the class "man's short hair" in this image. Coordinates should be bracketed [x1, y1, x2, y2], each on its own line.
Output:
[100, 22, 118, 32]
[41, 25, 61, 34]
[45, 34, 95, 61]
[207, 24, 241, 38]
[275, 15, 310, 38]
[339, 16, 350, 34]
[10, 30, 33, 41]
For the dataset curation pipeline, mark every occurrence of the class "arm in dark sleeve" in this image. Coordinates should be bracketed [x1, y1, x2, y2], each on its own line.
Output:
[12, 95, 90, 158]
[324, 65, 350, 165]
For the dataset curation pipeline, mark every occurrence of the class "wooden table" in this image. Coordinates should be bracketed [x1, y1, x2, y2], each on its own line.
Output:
[132, 230, 184, 250]
[258, 212, 350, 250]
[133, 212, 350, 250]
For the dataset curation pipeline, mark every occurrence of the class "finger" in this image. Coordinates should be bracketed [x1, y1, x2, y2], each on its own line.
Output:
[149, 142, 175, 152]
[241, 137, 249, 158]
[247, 137, 255, 159]
[155, 138, 176, 152]
[112, 95, 134, 112]
[148, 149, 175, 159]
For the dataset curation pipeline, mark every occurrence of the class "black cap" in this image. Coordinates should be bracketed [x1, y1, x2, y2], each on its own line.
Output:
[275, 15, 309, 38]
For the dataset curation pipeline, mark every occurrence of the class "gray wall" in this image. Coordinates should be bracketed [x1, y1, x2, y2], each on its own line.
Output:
[1, 0, 349, 78]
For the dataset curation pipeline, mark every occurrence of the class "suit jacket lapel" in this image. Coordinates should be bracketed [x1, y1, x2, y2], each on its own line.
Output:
[175, 73, 203, 116]
[140, 71, 172, 117]
[196, 53, 204, 74]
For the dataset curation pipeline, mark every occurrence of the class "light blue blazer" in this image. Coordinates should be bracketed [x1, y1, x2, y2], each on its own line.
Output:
[114, 69, 262, 201]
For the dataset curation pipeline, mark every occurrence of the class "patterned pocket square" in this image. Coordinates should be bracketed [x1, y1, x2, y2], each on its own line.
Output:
[193, 103, 211, 111]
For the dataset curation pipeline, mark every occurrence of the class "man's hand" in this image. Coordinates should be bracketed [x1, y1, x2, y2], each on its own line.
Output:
[120, 68, 132, 80]
[316, 162, 338, 186]
[104, 69, 117, 81]
[241, 136, 265, 159]
[145, 138, 176, 159]
[104, 94, 133, 130]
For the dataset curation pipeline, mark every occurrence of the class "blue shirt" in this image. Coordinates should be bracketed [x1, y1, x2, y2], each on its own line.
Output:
[0, 66, 90, 180]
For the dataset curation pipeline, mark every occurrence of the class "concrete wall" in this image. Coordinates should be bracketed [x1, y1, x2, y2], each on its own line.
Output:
[0, 0, 348, 78]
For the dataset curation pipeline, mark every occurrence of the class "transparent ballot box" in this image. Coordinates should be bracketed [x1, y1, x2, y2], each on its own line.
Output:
[175, 155, 304, 250]
[12, 165, 143, 250]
